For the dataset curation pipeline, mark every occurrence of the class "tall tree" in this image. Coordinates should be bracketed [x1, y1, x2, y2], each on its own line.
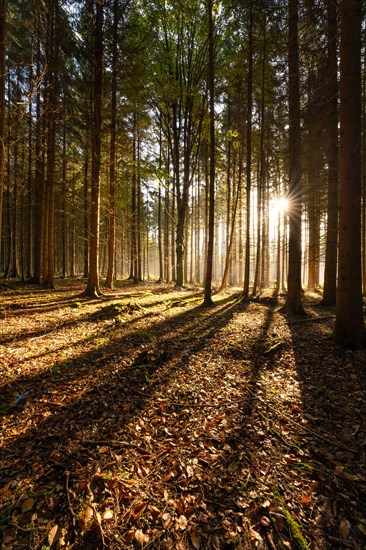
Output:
[43, 0, 59, 289]
[0, 0, 5, 263]
[281, 0, 305, 314]
[334, 0, 365, 348]
[106, 0, 118, 289]
[203, 0, 215, 305]
[243, 0, 253, 298]
[83, 0, 103, 297]
[322, 0, 339, 305]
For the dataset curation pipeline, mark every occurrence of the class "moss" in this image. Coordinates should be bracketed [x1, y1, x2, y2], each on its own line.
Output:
[284, 509, 309, 550]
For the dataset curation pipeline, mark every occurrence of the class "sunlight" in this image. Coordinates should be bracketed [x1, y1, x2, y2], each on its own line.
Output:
[272, 196, 289, 214]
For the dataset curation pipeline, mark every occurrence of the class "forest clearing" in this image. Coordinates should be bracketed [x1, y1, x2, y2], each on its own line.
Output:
[1, 280, 366, 549]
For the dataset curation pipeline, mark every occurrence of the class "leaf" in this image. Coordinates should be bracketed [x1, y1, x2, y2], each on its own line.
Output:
[2, 529, 16, 544]
[48, 524, 61, 547]
[135, 529, 149, 547]
[261, 499, 271, 508]
[22, 497, 35, 512]
[190, 528, 201, 549]
[249, 526, 263, 541]
[339, 518, 351, 539]
[80, 506, 94, 527]
[102, 509, 114, 521]
[124, 530, 135, 544]
[162, 511, 173, 529]
[133, 501, 147, 519]
[178, 515, 188, 530]
[300, 496, 311, 505]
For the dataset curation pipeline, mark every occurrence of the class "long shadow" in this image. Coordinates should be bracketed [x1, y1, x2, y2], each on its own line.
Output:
[1, 292, 246, 546]
[2, 298, 241, 453]
[287, 304, 366, 548]
[196, 299, 289, 545]
[1, 293, 239, 397]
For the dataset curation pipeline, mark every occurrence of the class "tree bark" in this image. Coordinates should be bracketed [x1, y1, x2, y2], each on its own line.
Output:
[0, 0, 5, 262]
[83, 0, 103, 297]
[334, 0, 365, 347]
[203, 0, 215, 305]
[243, 0, 253, 298]
[281, 0, 305, 314]
[322, 0, 339, 305]
[106, 0, 118, 289]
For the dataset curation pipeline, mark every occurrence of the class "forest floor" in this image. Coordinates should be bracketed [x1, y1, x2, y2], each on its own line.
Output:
[1, 280, 366, 550]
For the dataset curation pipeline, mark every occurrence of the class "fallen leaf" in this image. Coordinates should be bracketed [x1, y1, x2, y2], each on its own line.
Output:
[124, 530, 135, 544]
[162, 511, 173, 529]
[178, 515, 188, 530]
[339, 518, 351, 539]
[210, 534, 221, 549]
[249, 526, 263, 541]
[22, 497, 35, 512]
[2, 529, 16, 544]
[150, 505, 161, 521]
[190, 528, 201, 549]
[48, 524, 61, 547]
[135, 529, 149, 547]
[261, 499, 271, 508]
[102, 509, 114, 521]
[80, 506, 94, 527]
[300, 496, 311, 505]
[133, 501, 147, 519]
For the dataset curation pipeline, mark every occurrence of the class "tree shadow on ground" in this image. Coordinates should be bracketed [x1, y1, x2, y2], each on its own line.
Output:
[1, 290, 248, 548]
[287, 305, 366, 549]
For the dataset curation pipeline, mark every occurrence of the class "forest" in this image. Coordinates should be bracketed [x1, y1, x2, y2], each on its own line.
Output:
[1, 0, 366, 549]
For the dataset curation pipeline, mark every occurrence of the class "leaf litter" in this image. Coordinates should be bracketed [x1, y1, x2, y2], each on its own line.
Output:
[1, 281, 366, 549]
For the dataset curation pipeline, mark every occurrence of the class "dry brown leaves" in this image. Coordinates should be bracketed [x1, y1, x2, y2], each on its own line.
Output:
[1, 281, 366, 549]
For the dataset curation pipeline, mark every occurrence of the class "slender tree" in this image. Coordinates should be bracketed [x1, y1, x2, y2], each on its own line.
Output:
[203, 0, 215, 305]
[83, 0, 103, 297]
[243, 0, 253, 298]
[106, 0, 118, 289]
[281, 0, 305, 314]
[322, 0, 338, 305]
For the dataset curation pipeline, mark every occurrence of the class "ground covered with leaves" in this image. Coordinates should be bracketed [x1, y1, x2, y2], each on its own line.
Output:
[1, 280, 366, 550]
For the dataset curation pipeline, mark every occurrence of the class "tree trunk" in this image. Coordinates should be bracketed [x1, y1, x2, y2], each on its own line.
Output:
[106, 0, 118, 289]
[203, 0, 215, 305]
[335, 0, 365, 348]
[281, 0, 305, 314]
[322, 0, 339, 305]
[43, 0, 58, 289]
[243, 0, 253, 298]
[0, 0, 5, 261]
[83, 0, 103, 297]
